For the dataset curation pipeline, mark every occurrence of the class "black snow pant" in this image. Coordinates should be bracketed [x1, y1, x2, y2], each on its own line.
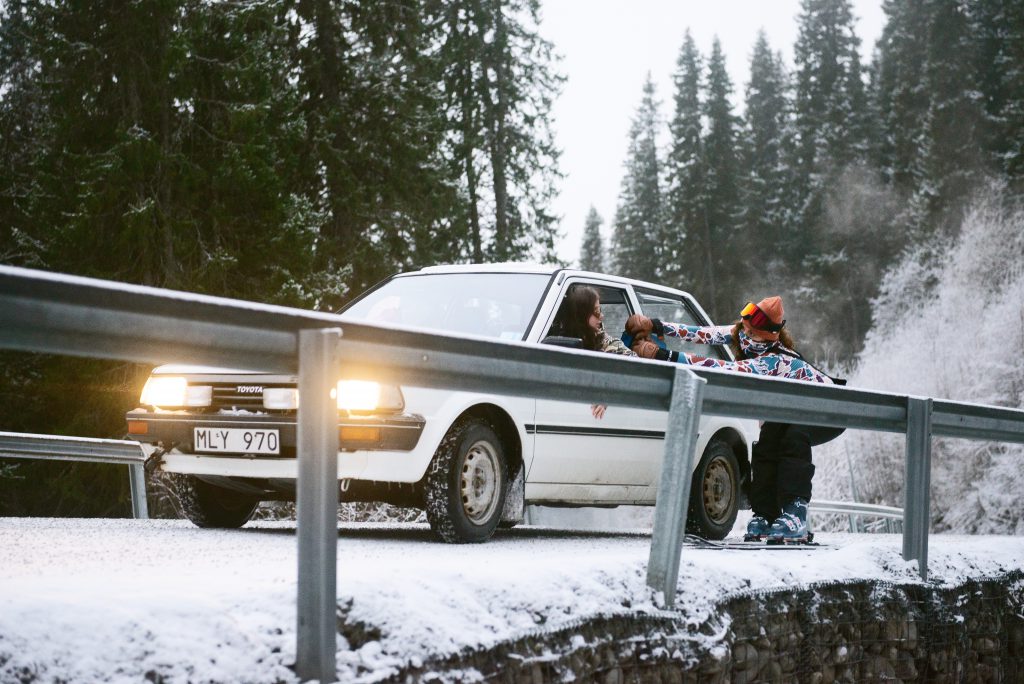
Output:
[750, 422, 815, 521]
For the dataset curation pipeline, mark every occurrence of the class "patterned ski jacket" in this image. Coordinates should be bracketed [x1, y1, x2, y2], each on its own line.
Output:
[598, 329, 635, 356]
[655, 322, 833, 385]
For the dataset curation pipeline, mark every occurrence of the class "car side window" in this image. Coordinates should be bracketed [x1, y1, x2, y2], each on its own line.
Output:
[592, 286, 631, 340]
[546, 283, 633, 342]
[635, 288, 730, 360]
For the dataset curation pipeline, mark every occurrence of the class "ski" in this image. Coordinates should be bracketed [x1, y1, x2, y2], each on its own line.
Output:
[683, 534, 825, 550]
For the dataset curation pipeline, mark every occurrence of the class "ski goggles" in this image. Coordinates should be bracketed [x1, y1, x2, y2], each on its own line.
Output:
[740, 302, 785, 333]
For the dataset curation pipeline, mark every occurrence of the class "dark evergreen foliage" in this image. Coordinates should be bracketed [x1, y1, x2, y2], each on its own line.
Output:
[740, 32, 792, 250]
[871, 0, 929, 193]
[698, 38, 744, 320]
[792, 0, 870, 246]
[906, 0, 987, 234]
[439, 0, 564, 265]
[664, 31, 704, 293]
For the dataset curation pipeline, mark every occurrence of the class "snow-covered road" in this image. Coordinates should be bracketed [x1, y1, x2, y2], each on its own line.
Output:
[1, 518, 1021, 683]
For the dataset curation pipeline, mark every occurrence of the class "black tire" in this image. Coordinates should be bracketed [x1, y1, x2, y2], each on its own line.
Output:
[686, 440, 740, 540]
[425, 418, 508, 543]
[174, 475, 260, 529]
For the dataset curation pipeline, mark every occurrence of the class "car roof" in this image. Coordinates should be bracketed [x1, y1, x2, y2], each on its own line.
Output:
[402, 263, 695, 300]
[411, 262, 560, 275]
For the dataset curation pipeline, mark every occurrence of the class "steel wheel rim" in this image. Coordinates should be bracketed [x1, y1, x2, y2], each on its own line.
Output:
[461, 439, 501, 525]
[702, 455, 735, 524]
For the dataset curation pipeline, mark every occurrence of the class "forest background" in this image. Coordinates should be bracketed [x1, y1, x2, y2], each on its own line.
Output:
[1, 0, 1022, 531]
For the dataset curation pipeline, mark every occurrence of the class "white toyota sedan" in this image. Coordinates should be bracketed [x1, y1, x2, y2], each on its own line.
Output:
[127, 264, 757, 542]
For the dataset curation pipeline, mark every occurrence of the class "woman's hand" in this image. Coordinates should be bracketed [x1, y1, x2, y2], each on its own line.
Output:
[591, 404, 607, 420]
[632, 339, 660, 358]
[625, 314, 653, 339]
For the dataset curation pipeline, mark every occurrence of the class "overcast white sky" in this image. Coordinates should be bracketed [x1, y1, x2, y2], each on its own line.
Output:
[541, 0, 887, 265]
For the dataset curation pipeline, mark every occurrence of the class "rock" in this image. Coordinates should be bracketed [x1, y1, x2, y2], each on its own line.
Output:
[732, 642, 759, 671]
[602, 666, 622, 684]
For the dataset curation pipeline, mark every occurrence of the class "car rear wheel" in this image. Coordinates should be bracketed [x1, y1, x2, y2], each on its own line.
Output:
[424, 418, 508, 543]
[174, 475, 260, 529]
[686, 440, 740, 540]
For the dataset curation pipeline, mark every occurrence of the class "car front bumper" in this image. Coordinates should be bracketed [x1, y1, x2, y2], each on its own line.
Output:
[125, 409, 425, 455]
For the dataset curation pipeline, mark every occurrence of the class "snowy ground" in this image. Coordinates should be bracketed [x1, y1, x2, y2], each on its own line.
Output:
[1, 518, 1022, 684]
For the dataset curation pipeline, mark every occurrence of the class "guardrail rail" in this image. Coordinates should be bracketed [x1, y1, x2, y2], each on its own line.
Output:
[0, 431, 149, 518]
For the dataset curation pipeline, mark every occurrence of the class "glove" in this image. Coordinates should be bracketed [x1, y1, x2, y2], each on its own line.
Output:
[625, 314, 653, 340]
[633, 339, 681, 363]
[633, 338, 660, 358]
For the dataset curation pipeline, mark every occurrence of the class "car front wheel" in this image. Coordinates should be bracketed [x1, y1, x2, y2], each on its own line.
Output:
[424, 418, 508, 543]
[174, 475, 260, 529]
[686, 440, 740, 540]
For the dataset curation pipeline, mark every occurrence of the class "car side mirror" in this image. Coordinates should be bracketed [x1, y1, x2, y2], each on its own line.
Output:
[541, 335, 583, 349]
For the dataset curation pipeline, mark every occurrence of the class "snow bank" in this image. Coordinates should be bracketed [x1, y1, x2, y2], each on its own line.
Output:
[1, 519, 1022, 683]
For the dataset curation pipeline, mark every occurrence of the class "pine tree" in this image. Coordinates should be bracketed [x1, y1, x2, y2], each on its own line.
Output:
[872, 0, 930, 192]
[792, 0, 870, 242]
[970, 0, 1024, 180]
[439, 0, 564, 265]
[291, 0, 461, 302]
[907, 0, 987, 234]
[612, 75, 664, 282]
[699, 38, 744, 318]
[740, 33, 792, 266]
[579, 206, 605, 272]
[664, 31, 704, 292]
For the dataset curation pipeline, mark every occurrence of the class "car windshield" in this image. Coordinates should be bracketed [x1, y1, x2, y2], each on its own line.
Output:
[341, 272, 552, 340]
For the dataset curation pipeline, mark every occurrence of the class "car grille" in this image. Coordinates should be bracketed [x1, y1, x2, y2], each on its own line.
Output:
[210, 383, 292, 411]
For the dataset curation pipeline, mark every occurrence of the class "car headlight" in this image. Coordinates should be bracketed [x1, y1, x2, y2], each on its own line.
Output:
[140, 376, 186, 408]
[336, 381, 404, 412]
[140, 377, 211, 409]
[264, 388, 299, 410]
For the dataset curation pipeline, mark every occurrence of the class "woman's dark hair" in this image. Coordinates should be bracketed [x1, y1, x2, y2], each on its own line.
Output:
[552, 285, 601, 351]
[729, 321, 796, 359]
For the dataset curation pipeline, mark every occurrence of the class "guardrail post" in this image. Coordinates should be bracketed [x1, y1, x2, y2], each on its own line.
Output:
[902, 396, 932, 581]
[296, 328, 341, 683]
[127, 463, 148, 519]
[647, 367, 705, 609]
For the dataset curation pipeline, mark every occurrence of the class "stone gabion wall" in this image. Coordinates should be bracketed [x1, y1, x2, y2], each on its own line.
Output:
[393, 573, 1024, 683]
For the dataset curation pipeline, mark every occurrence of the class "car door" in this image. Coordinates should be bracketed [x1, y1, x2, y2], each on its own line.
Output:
[528, 279, 666, 501]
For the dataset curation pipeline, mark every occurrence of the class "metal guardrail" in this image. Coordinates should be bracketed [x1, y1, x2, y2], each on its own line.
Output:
[810, 500, 903, 519]
[809, 499, 903, 534]
[0, 431, 149, 518]
[3, 264, 1024, 681]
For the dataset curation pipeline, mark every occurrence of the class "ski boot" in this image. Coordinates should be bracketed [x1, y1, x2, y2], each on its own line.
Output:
[766, 498, 810, 544]
[743, 514, 771, 542]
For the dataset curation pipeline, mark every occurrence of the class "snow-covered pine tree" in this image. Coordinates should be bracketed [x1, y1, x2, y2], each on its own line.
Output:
[579, 206, 605, 272]
[664, 31, 705, 296]
[969, 0, 1024, 180]
[740, 31, 792, 262]
[611, 75, 664, 282]
[906, 0, 987, 237]
[792, 0, 870, 245]
[871, 0, 930, 193]
[700, 38, 744, 319]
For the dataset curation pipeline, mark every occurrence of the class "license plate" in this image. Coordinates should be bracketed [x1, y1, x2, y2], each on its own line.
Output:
[193, 428, 280, 455]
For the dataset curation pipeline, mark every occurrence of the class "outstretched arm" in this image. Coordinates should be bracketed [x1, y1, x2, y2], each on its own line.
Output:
[625, 314, 733, 346]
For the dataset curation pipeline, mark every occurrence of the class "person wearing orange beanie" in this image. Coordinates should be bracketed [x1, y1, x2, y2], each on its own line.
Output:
[622, 296, 842, 544]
